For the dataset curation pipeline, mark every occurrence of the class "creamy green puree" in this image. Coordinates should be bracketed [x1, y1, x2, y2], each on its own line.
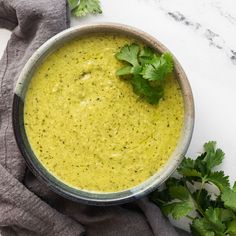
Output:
[24, 34, 184, 192]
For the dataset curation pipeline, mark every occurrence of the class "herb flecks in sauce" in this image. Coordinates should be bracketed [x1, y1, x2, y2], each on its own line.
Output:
[24, 34, 184, 192]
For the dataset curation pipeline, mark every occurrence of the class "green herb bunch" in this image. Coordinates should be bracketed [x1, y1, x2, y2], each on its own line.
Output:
[115, 44, 174, 104]
[150, 142, 236, 235]
[68, 0, 102, 17]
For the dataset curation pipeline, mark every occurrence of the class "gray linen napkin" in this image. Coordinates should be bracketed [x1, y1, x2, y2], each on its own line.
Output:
[0, 0, 190, 235]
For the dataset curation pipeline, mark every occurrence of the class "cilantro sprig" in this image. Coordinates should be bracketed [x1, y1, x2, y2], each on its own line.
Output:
[68, 0, 102, 17]
[150, 142, 236, 236]
[115, 44, 174, 104]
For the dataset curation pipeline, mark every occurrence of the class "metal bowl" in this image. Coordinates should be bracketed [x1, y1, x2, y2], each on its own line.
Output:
[12, 23, 194, 205]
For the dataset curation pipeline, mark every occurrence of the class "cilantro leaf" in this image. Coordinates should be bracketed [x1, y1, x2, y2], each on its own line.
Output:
[115, 44, 174, 104]
[206, 171, 230, 191]
[115, 44, 140, 66]
[150, 141, 236, 236]
[131, 75, 164, 104]
[192, 208, 226, 236]
[233, 181, 236, 192]
[203, 141, 224, 170]
[178, 158, 202, 178]
[116, 66, 132, 76]
[139, 47, 155, 65]
[162, 201, 193, 220]
[141, 63, 163, 81]
[165, 177, 185, 187]
[227, 219, 236, 234]
[131, 75, 153, 97]
[162, 52, 174, 73]
[149, 178, 187, 206]
[141, 53, 173, 81]
[192, 218, 216, 236]
[72, 0, 102, 17]
[169, 185, 190, 200]
[179, 157, 195, 170]
[213, 195, 225, 209]
[195, 153, 209, 176]
[222, 188, 236, 212]
[191, 142, 225, 177]
[192, 189, 212, 211]
[68, 0, 79, 10]
[150, 188, 172, 205]
[221, 209, 235, 222]
[131, 65, 142, 74]
[205, 208, 226, 232]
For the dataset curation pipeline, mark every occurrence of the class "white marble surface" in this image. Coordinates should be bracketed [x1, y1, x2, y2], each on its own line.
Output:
[71, 0, 236, 185]
[1, 0, 236, 231]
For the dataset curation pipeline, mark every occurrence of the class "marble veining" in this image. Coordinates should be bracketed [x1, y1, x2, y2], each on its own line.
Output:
[166, 11, 236, 64]
[167, 12, 201, 29]
[146, 0, 235, 65]
[211, 2, 236, 25]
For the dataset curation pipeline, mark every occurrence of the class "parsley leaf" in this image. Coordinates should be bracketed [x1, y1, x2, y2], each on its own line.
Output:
[70, 0, 102, 17]
[115, 44, 174, 104]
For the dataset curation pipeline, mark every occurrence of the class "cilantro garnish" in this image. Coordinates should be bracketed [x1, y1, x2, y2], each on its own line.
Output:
[150, 142, 236, 236]
[68, 0, 102, 17]
[141, 53, 173, 81]
[115, 43, 174, 104]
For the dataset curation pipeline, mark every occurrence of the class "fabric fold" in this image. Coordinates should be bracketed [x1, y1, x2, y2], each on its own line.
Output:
[0, 0, 189, 235]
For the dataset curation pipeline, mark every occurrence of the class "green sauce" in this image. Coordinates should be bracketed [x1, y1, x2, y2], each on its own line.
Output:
[24, 34, 184, 192]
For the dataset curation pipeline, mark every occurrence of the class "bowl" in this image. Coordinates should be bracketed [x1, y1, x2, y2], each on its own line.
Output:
[12, 23, 194, 205]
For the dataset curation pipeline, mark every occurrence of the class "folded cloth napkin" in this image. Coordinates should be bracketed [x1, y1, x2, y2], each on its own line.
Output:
[0, 0, 190, 235]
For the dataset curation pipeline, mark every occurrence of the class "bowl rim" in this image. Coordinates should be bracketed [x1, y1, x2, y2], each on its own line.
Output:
[12, 22, 194, 205]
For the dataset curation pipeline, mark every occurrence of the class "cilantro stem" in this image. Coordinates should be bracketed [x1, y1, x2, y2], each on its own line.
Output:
[184, 181, 205, 217]
[196, 178, 206, 206]
[157, 199, 166, 204]
[191, 194, 205, 217]
[186, 215, 195, 221]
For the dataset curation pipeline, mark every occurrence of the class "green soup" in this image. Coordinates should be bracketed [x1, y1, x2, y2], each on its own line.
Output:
[24, 34, 184, 192]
